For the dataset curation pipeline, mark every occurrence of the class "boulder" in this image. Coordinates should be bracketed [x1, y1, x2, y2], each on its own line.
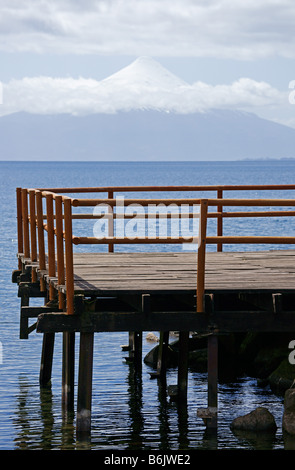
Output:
[283, 388, 295, 435]
[230, 407, 277, 432]
[252, 347, 287, 379]
[268, 359, 295, 394]
[144, 334, 242, 379]
[144, 342, 178, 368]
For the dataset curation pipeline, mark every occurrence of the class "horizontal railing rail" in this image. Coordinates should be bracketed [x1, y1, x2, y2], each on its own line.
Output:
[34, 184, 295, 193]
[16, 185, 295, 315]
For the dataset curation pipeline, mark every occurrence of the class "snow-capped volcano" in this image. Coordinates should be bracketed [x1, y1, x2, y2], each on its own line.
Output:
[101, 56, 189, 91]
[98, 56, 192, 113]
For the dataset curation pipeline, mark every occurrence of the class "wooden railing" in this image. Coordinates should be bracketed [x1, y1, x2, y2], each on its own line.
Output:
[16, 185, 295, 316]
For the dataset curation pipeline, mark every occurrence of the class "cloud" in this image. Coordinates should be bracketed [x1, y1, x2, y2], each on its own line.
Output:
[1, 0, 295, 59]
[0, 72, 286, 118]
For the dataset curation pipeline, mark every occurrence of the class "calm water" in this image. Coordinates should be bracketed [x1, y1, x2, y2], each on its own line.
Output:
[1, 160, 295, 451]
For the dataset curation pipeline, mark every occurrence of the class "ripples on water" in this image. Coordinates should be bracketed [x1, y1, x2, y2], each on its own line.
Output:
[0, 328, 291, 451]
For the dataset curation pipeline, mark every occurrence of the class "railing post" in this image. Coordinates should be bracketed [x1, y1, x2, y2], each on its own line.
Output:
[217, 189, 223, 252]
[55, 195, 66, 310]
[58, 196, 75, 413]
[21, 188, 30, 259]
[29, 190, 37, 282]
[16, 188, 23, 269]
[108, 190, 114, 253]
[64, 197, 74, 315]
[46, 193, 56, 301]
[36, 191, 46, 291]
[197, 199, 208, 313]
[199, 199, 218, 429]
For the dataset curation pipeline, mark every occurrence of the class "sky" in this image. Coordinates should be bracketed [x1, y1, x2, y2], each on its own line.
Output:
[1, 0, 295, 127]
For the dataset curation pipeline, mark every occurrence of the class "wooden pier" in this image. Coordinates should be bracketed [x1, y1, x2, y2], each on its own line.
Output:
[12, 184, 295, 435]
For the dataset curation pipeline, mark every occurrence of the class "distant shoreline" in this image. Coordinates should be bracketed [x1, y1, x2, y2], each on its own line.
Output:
[1, 158, 295, 163]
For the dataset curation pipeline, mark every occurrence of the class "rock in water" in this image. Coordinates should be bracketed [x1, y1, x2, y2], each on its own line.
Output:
[230, 407, 277, 432]
[283, 388, 295, 435]
[146, 332, 159, 342]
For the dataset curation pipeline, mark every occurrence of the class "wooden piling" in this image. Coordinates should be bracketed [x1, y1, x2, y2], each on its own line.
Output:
[77, 332, 94, 435]
[62, 332, 75, 412]
[128, 332, 142, 369]
[178, 331, 189, 401]
[207, 334, 218, 428]
[39, 333, 55, 388]
[155, 331, 169, 379]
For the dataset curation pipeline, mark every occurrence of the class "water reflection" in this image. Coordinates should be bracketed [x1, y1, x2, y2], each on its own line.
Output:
[126, 363, 144, 449]
[283, 431, 295, 450]
[13, 376, 76, 450]
[11, 365, 294, 450]
[157, 379, 171, 450]
[230, 428, 277, 450]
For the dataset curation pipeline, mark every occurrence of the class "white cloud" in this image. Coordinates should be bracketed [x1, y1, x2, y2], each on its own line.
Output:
[1, 0, 295, 59]
[0, 65, 286, 118]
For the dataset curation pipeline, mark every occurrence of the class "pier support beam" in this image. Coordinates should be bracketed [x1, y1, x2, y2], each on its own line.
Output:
[39, 333, 55, 388]
[62, 332, 75, 413]
[77, 332, 94, 435]
[158, 331, 169, 379]
[128, 332, 142, 370]
[197, 334, 218, 428]
[20, 292, 29, 339]
[149, 331, 169, 380]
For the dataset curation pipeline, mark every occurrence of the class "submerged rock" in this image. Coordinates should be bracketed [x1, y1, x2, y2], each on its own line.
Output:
[230, 407, 277, 432]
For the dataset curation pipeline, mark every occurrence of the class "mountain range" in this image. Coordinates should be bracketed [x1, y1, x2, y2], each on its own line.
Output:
[1, 57, 295, 161]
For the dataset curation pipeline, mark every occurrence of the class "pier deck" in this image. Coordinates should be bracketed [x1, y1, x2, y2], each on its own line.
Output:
[58, 250, 295, 294]
[18, 249, 295, 335]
